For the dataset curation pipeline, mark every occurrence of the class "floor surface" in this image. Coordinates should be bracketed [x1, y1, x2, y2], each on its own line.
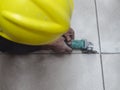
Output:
[0, 0, 120, 90]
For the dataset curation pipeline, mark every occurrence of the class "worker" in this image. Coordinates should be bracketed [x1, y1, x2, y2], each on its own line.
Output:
[0, 0, 74, 54]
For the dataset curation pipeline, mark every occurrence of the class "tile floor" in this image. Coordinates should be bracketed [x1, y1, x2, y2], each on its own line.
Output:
[0, 0, 120, 90]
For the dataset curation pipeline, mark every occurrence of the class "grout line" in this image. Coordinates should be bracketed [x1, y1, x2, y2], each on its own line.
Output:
[0, 52, 99, 55]
[101, 52, 120, 54]
[31, 53, 99, 55]
[1, 52, 120, 55]
[32, 52, 120, 55]
[94, 0, 106, 90]
[1, 51, 120, 55]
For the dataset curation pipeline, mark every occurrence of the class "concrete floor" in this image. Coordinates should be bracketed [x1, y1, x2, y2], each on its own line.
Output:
[0, 0, 120, 90]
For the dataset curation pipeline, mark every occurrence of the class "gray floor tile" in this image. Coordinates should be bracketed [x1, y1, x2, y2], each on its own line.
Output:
[102, 54, 120, 90]
[71, 0, 99, 53]
[97, 0, 120, 53]
[0, 54, 103, 90]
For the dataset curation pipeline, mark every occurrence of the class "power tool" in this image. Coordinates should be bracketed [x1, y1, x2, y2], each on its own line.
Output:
[70, 39, 98, 54]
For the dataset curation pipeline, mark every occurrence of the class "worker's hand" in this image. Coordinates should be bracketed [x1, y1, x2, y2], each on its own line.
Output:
[48, 28, 74, 53]
[63, 28, 75, 45]
[50, 37, 72, 53]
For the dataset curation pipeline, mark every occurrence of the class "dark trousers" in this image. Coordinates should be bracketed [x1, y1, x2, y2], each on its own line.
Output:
[0, 36, 49, 54]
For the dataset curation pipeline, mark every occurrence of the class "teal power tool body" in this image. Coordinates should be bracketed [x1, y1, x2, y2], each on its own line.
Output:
[70, 39, 97, 54]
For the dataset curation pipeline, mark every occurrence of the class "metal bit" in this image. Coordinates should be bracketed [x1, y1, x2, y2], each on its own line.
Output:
[81, 41, 98, 54]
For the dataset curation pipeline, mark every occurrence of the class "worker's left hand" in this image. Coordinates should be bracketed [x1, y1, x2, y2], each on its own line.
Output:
[48, 28, 75, 53]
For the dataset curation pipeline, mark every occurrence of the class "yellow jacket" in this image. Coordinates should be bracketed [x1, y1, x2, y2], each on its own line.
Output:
[0, 0, 74, 45]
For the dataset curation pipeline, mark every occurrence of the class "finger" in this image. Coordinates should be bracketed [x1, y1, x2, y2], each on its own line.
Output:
[69, 28, 75, 40]
[65, 47, 72, 53]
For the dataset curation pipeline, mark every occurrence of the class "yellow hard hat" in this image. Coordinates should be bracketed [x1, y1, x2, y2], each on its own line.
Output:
[0, 0, 74, 45]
